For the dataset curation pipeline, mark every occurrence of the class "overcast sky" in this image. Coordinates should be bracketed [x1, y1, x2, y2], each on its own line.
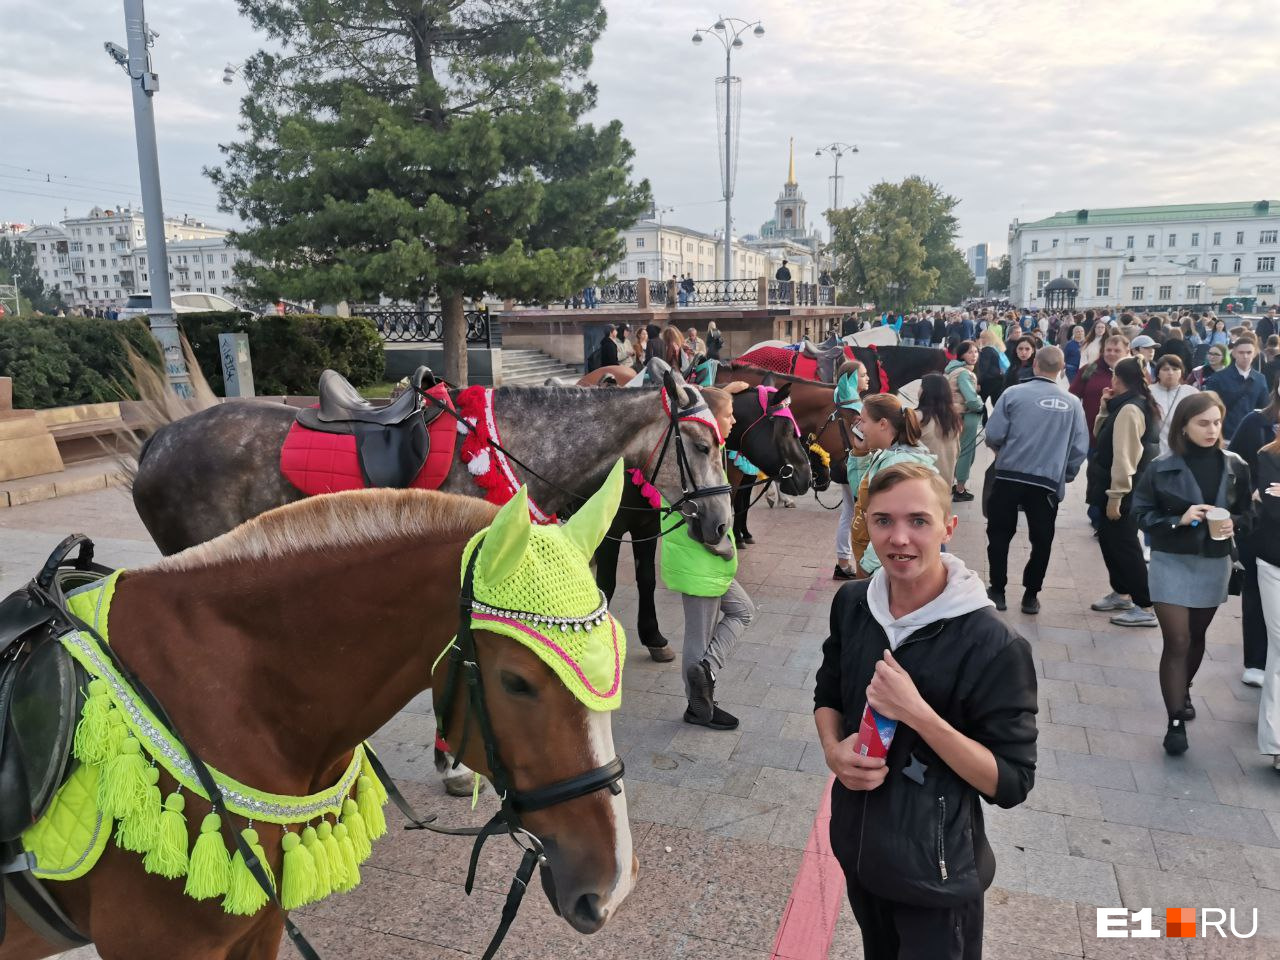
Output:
[3, 0, 1277, 257]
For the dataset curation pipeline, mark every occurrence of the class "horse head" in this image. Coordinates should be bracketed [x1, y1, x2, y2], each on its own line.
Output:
[730, 383, 812, 496]
[436, 464, 635, 934]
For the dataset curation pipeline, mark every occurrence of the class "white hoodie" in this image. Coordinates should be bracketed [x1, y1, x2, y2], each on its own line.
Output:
[866, 553, 995, 649]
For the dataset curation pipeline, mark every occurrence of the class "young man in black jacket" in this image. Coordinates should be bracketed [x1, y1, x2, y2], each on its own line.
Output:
[814, 462, 1038, 959]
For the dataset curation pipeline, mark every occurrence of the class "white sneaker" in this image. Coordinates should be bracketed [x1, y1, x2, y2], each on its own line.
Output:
[1110, 606, 1158, 627]
[1091, 592, 1135, 612]
[1243, 668, 1265, 688]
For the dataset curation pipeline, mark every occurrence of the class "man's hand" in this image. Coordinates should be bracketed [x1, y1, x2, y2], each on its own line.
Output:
[1106, 497, 1123, 521]
[866, 649, 933, 728]
[824, 734, 888, 791]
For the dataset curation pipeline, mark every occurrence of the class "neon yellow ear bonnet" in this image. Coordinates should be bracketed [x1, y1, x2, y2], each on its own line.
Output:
[462, 461, 627, 711]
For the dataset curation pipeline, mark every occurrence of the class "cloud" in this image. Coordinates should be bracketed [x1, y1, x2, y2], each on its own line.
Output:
[4, 0, 1277, 261]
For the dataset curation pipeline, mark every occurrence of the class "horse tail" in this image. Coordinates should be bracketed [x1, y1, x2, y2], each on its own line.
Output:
[107, 336, 218, 489]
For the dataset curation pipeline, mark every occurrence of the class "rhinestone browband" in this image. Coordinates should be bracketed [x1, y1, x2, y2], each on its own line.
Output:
[471, 589, 611, 633]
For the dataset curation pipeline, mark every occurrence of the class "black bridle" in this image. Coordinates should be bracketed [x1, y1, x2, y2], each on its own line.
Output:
[371, 539, 627, 960]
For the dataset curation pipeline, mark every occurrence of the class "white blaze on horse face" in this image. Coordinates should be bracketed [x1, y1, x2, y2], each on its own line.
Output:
[586, 709, 635, 914]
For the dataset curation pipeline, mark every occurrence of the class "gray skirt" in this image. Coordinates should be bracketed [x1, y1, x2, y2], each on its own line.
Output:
[1148, 549, 1230, 608]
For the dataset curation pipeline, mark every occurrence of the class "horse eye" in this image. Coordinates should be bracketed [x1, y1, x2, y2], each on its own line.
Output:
[499, 671, 536, 697]
[695, 443, 711, 455]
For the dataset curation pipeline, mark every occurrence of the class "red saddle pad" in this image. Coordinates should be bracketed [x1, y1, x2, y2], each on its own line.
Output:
[279, 382, 458, 495]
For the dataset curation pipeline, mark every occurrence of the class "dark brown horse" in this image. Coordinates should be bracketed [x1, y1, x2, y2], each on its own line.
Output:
[2, 484, 635, 960]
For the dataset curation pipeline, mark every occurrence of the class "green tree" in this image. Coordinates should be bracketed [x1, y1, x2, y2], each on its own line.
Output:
[985, 254, 1010, 294]
[827, 176, 972, 309]
[211, 0, 651, 384]
[0, 236, 60, 314]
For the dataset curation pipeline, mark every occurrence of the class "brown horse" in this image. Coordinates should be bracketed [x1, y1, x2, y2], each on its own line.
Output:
[2, 483, 635, 959]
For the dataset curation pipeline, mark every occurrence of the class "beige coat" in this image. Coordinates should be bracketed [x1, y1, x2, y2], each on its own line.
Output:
[920, 419, 960, 488]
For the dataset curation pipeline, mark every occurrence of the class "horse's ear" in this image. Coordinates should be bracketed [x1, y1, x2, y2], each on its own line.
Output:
[773, 383, 792, 403]
[761, 372, 776, 387]
[561, 459, 625, 560]
[478, 487, 532, 585]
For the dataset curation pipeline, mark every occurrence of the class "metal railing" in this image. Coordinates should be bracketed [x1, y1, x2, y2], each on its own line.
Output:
[360, 307, 495, 346]
[596, 280, 641, 305]
[768, 281, 836, 306]
[687, 279, 757, 304]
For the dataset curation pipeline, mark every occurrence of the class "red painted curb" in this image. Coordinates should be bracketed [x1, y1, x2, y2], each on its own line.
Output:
[770, 776, 846, 959]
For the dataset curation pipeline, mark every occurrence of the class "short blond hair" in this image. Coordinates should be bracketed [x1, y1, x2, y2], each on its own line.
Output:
[866, 462, 951, 516]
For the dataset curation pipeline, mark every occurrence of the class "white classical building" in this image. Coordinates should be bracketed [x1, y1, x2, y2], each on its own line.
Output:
[21, 206, 248, 312]
[1008, 201, 1280, 310]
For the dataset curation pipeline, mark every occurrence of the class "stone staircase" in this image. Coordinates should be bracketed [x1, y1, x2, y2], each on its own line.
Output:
[500, 348, 582, 386]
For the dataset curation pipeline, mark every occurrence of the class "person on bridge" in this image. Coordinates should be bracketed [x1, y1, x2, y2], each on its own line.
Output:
[814, 462, 1038, 960]
[984, 346, 1089, 616]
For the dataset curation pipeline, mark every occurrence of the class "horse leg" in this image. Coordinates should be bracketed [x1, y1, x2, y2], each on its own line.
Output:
[594, 507, 628, 604]
[630, 508, 672, 661]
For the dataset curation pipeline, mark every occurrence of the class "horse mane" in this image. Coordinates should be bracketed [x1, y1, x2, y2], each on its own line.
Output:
[148, 489, 500, 575]
[725, 362, 837, 387]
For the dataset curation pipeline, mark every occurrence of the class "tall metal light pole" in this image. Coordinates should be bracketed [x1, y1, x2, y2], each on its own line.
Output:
[692, 16, 764, 283]
[815, 142, 858, 242]
[104, 0, 193, 397]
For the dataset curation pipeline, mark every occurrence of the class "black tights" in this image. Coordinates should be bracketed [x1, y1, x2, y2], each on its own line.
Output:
[1156, 603, 1218, 717]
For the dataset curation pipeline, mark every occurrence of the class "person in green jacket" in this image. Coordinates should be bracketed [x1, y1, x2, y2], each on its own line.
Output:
[661, 387, 754, 731]
[946, 341, 985, 501]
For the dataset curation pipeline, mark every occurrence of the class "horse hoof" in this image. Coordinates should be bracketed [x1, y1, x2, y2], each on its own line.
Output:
[647, 644, 676, 663]
[444, 771, 477, 797]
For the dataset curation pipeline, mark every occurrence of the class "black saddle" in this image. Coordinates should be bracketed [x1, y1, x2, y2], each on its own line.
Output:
[296, 366, 445, 489]
[0, 536, 106, 949]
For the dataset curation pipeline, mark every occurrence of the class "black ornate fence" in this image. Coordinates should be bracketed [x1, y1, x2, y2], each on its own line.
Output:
[358, 307, 496, 346]
[596, 280, 641, 305]
[768, 282, 836, 307]
[689, 279, 757, 304]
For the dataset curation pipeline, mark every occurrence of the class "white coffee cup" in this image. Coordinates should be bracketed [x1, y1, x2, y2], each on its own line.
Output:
[1206, 507, 1231, 541]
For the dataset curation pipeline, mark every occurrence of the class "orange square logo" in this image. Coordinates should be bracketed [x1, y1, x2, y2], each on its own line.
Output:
[1167, 907, 1197, 938]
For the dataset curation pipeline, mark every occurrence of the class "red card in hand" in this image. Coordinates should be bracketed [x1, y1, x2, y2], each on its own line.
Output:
[857, 703, 898, 759]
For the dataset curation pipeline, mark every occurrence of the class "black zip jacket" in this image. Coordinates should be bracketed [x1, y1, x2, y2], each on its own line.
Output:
[814, 581, 1038, 906]
[1132, 450, 1253, 557]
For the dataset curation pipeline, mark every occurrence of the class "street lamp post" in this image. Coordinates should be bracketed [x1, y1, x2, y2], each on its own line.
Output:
[104, 0, 193, 397]
[692, 16, 765, 284]
[814, 141, 858, 242]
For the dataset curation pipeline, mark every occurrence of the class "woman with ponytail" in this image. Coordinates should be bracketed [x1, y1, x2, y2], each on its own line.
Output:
[848, 393, 939, 575]
[1087, 356, 1162, 629]
[945, 340, 984, 501]
[832, 360, 871, 579]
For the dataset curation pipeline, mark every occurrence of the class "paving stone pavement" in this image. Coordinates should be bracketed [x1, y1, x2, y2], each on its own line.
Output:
[7, 444, 1277, 958]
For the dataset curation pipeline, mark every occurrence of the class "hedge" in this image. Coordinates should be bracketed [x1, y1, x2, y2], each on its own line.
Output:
[0, 316, 161, 409]
[0, 312, 384, 409]
[176, 311, 384, 396]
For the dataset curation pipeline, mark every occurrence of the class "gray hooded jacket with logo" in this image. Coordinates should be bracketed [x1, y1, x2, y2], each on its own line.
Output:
[985, 376, 1089, 500]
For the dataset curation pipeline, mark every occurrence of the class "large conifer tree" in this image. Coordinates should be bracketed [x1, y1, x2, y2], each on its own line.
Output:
[211, 0, 651, 383]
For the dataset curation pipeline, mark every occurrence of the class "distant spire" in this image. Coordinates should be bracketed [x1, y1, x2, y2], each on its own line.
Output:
[786, 137, 797, 186]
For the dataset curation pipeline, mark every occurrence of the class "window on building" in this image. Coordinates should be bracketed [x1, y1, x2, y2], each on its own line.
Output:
[92, 290, 98, 298]
[636, 261, 645, 274]
[1158, 285, 1172, 300]
[1147, 235, 1155, 248]
[1263, 230, 1278, 244]
[1188, 284, 1201, 299]
[1096, 268, 1111, 297]
[1052, 239, 1059, 248]
[195, 272, 202, 279]
[1259, 257, 1277, 272]
[1191, 233, 1199, 247]
[1067, 268, 1081, 288]
[1126, 236, 1135, 248]
[635, 237, 644, 248]
[1031, 240, 1039, 253]
[222, 270, 229, 279]
[1169, 234, 1177, 247]
[1237, 231, 1245, 244]
[97, 244, 104, 252]
[1258, 284, 1276, 294]
[1131, 286, 1145, 301]
[1211, 258, 1219, 273]
[1074, 236, 1087, 244]
[1234, 257, 1243, 273]
[1213, 231, 1221, 245]
[1188, 257, 1198, 269]
[1105, 237, 1113, 249]
[1035, 270, 1051, 297]
[112, 274, 118, 283]
[221, 254, 228, 263]
[90, 275, 97, 284]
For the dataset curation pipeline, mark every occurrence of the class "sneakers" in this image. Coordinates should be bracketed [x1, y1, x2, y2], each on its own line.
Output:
[683, 705, 740, 731]
[1091, 592, 1135, 612]
[987, 587, 1007, 611]
[1110, 606, 1158, 627]
[951, 487, 975, 503]
[1243, 668, 1265, 688]
[686, 661, 714, 722]
[1163, 718, 1188, 756]
[1176, 693, 1195, 722]
[1020, 594, 1040, 615]
[833, 564, 858, 581]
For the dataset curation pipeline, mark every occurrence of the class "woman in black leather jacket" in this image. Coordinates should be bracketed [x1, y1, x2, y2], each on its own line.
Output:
[1133, 392, 1253, 756]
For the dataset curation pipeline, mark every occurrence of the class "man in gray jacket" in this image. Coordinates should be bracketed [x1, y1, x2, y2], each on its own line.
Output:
[985, 346, 1089, 614]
